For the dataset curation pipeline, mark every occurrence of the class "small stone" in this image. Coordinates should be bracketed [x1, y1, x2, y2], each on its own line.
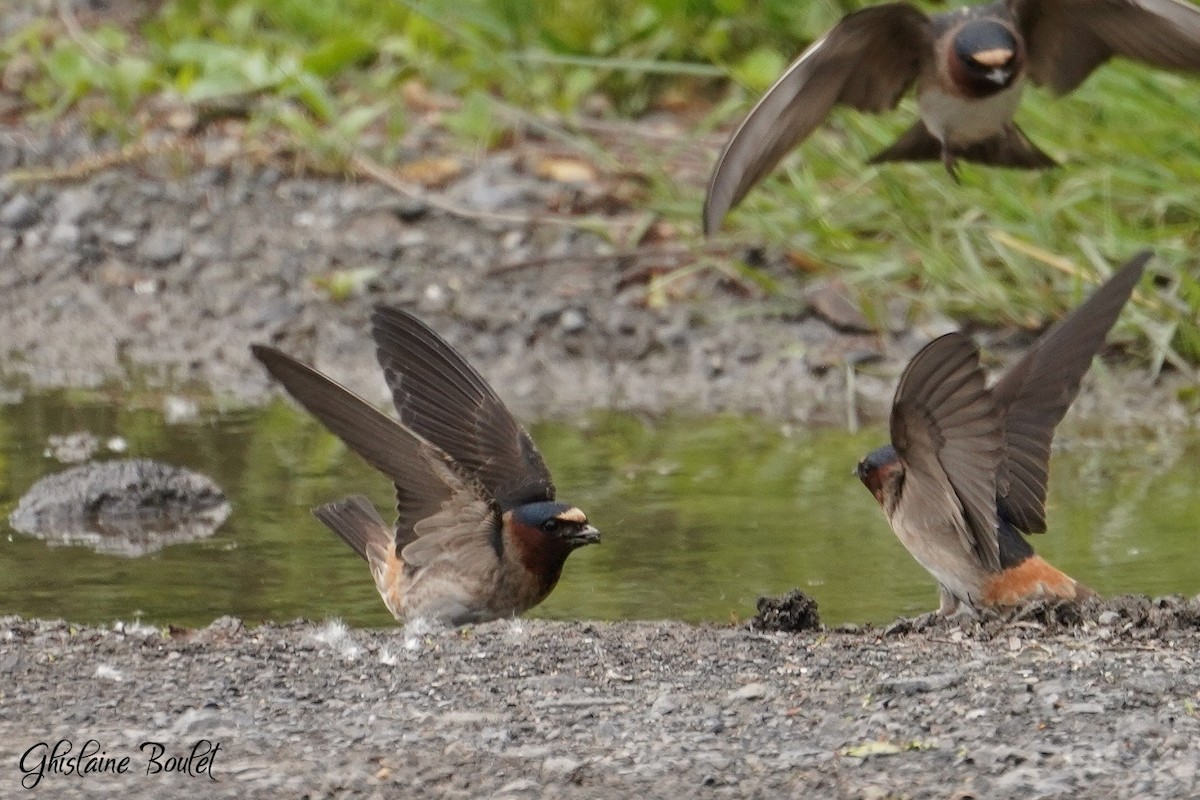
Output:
[1098, 610, 1121, 626]
[106, 229, 138, 248]
[0, 193, 39, 229]
[877, 673, 961, 695]
[138, 227, 186, 265]
[542, 756, 581, 778]
[729, 682, 769, 701]
[650, 692, 678, 715]
[44, 432, 100, 464]
[392, 196, 429, 222]
[495, 778, 541, 796]
[47, 222, 79, 246]
[342, 210, 406, 258]
[55, 186, 101, 224]
[559, 308, 587, 335]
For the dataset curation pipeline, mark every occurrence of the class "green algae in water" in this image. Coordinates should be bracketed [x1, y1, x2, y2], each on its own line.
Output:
[0, 390, 1197, 627]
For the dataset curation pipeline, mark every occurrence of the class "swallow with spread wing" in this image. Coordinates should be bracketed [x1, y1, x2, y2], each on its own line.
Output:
[704, 0, 1200, 233]
[252, 310, 598, 627]
[856, 251, 1149, 615]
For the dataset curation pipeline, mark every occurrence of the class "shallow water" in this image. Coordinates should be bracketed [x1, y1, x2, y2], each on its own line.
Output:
[1, 389, 1197, 627]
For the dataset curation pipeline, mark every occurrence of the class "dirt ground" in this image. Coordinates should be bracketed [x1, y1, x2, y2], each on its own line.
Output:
[1, 121, 1192, 430]
[1, 55, 1198, 799]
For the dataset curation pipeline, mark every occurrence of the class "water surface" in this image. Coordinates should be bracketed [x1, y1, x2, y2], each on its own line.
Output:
[1, 389, 1196, 627]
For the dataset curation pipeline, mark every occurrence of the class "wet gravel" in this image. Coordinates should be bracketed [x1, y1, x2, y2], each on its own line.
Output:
[2, 597, 1199, 798]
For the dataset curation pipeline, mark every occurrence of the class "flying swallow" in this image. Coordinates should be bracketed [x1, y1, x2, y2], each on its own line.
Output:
[703, 0, 1200, 233]
[856, 251, 1149, 615]
[251, 314, 599, 627]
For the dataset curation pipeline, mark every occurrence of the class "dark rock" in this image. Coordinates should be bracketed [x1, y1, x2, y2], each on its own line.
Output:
[0, 193, 39, 229]
[8, 458, 231, 556]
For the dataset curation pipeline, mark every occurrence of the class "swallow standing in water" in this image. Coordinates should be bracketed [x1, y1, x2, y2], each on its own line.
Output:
[703, 0, 1200, 232]
[856, 251, 1149, 615]
[251, 312, 599, 627]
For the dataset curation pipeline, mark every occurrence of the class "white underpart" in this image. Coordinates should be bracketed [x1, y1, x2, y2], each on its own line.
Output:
[917, 77, 1025, 147]
[887, 488, 983, 607]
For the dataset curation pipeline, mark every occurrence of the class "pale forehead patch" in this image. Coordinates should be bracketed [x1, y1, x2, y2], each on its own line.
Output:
[555, 507, 587, 524]
[972, 48, 1012, 67]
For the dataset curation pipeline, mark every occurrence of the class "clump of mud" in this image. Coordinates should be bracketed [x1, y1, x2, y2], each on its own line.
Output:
[750, 589, 821, 632]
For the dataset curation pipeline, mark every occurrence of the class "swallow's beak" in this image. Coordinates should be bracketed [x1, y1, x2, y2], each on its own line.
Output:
[972, 47, 1014, 85]
[973, 47, 1012, 68]
[567, 524, 601, 547]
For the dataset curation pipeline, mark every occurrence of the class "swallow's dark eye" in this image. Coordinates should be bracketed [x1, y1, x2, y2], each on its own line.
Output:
[541, 519, 561, 535]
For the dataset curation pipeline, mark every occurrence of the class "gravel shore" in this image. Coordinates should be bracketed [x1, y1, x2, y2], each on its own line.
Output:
[3, 597, 1199, 798]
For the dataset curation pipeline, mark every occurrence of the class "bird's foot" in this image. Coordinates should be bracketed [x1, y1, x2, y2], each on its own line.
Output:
[942, 150, 962, 183]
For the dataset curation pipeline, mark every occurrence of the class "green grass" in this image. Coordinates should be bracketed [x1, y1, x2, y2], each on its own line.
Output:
[2, 0, 1198, 373]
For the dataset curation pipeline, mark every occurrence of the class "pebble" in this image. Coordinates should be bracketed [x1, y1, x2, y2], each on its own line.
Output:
[728, 682, 769, 701]
[55, 186, 101, 223]
[138, 226, 186, 264]
[542, 756, 582, 778]
[0, 193, 39, 229]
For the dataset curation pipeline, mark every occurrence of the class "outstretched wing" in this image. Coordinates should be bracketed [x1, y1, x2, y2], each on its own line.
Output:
[703, 4, 931, 233]
[252, 345, 500, 557]
[1013, 0, 1200, 94]
[370, 307, 555, 510]
[990, 251, 1148, 532]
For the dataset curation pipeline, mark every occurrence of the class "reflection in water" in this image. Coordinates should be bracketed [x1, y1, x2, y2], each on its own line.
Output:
[0, 389, 1197, 627]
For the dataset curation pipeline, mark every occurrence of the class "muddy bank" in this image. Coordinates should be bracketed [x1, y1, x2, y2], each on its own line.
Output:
[0, 124, 1190, 429]
[2, 596, 1199, 798]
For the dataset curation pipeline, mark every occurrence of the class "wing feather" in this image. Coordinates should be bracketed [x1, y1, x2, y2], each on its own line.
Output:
[370, 307, 555, 510]
[251, 345, 500, 558]
[990, 251, 1148, 532]
[703, 4, 931, 233]
[891, 333, 1005, 571]
[1014, 0, 1200, 94]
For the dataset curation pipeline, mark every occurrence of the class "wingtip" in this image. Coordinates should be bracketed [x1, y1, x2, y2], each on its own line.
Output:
[250, 343, 291, 374]
[248, 342, 273, 360]
[700, 185, 728, 237]
[1121, 249, 1153, 275]
[370, 303, 440, 343]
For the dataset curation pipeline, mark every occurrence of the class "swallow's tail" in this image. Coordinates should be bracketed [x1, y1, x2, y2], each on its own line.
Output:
[313, 495, 392, 565]
[868, 122, 1057, 172]
[866, 121, 944, 165]
[981, 555, 1095, 607]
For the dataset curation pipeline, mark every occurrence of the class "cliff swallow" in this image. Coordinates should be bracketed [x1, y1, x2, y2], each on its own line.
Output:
[250, 314, 599, 627]
[703, 0, 1200, 232]
[856, 251, 1149, 615]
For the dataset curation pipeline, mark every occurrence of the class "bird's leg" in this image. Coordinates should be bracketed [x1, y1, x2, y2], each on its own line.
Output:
[941, 148, 961, 183]
[886, 587, 964, 633]
[938, 586, 983, 619]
